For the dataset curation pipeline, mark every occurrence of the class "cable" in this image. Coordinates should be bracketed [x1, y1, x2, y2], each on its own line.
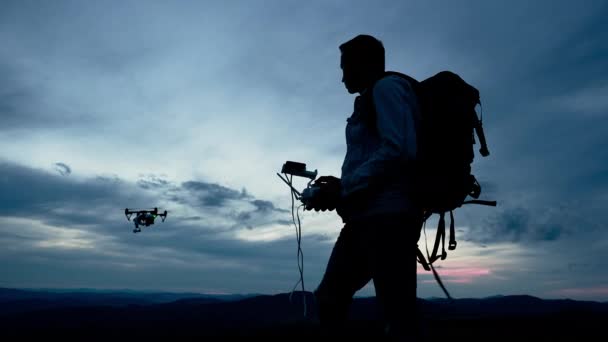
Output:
[296, 204, 307, 316]
[286, 174, 307, 317]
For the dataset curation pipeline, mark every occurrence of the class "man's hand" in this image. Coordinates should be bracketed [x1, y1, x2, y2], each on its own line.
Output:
[304, 176, 342, 212]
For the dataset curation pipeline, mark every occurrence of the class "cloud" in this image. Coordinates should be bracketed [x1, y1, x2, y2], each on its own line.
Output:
[0, 161, 126, 221]
[136, 175, 171, 190]
[0, 160, 292, 235]
[53, 162, 71, 176]
[462, 205, 574, 244]
[545, 83, 608, 117]
[0, 159, 333, 293]
[181, 181, 251, 207]
[231, 199, 290, 230]
[0, 62, 58, 132]
[457, 173, 608, 246]
[489, 207, 562, 242]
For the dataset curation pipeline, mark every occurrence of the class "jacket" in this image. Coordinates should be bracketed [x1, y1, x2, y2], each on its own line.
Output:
[338, 74, 421, 222]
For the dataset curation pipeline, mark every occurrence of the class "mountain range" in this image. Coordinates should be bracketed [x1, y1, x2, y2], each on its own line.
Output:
[1, 288, 606, 340]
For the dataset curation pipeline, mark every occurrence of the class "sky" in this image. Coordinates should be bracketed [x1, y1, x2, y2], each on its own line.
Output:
[1, 0, 607, 301]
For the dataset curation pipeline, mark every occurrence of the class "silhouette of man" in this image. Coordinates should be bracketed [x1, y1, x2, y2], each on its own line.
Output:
[306, 34, 424, 340]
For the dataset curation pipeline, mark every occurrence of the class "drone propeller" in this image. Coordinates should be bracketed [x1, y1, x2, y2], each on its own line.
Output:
[124, 208, 169, 221]
[124, 208, 133, 221]
[124, 208, 164, 213]
[159, 210, 168, 222]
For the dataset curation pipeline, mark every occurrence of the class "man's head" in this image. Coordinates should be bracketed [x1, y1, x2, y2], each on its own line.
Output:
[339, 34, 385, 94]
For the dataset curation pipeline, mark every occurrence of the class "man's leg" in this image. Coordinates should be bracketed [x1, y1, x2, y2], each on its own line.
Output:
[370, 213, 423, 340]
[314, 224, 371, 337]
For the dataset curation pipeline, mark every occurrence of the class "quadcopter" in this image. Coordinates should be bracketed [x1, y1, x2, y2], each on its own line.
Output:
[124, 207, 168, 233]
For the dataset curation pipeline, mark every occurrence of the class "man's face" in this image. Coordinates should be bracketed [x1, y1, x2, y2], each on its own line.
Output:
[340, 53, 364, 94]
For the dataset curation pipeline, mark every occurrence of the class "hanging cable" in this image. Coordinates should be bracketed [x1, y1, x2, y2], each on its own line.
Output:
[286, 174, 307, 317]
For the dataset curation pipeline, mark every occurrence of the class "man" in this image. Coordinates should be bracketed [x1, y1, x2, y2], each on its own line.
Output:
[306, 34, 424, 339]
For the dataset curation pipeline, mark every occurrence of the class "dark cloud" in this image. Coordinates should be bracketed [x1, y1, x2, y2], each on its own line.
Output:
[95, 174, 122, 183]
[251, 199, 289, 214]
[0, 161, 126, 221]
[275, 219, 293, 226]
[0, 160, 290, 236]
[485, 207, 563, 242]
[183, 216, 203, 221]
[492, 207, 531, 242]
[182, 181, 251, 207]
[228, 199, 291, 231]
[251, 199, 278, 212]
[0, 162, 260, 252]
[136, 175, 172, 190]
[460, 199, 607, 244]
[0, 183, 320, 294]
[0, 63, 55, 132]
[0, 159, 325, 293]
[53, 162, 71, 176]
[0, 61, 106, 134]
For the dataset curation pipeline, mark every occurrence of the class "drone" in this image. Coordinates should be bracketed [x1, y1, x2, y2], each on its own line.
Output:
[124, 207, 168, 233]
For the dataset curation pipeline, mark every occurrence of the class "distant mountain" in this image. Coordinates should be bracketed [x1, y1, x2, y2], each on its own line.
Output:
[423, 294, 608, 317]
[0, 287, 257, 315]
[1, 288, 607, 340]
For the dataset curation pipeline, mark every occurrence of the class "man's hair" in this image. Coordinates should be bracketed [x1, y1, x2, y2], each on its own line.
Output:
[339, 34, 385, 72]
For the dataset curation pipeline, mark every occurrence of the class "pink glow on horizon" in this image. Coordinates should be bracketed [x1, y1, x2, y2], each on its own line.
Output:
[418, 266, 492, 284]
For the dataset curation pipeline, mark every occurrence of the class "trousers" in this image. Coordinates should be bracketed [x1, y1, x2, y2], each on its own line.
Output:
[314, 211, 424, 339]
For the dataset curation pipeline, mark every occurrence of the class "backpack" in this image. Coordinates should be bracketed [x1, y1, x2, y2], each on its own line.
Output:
[365, 70, 497, 298]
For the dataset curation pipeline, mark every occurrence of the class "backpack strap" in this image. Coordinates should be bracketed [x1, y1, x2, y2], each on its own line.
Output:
[429, 212, 447, 264]
[416, 247, 431, 271]
[463, 199, 497, 206]
[417, 215, 454, 301]
[473, 103, 491, 157]
[360, 71, 421, 129]
[449, 210, 457, 250]
[425, 210, 462, 265]
[423, 203, 496, 268]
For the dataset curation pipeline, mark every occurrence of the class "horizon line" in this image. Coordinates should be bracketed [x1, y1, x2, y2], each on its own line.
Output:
[2, 286, 606, 303]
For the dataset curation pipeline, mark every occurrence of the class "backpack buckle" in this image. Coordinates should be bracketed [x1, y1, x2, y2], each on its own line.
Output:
[449, 240, 457, 250]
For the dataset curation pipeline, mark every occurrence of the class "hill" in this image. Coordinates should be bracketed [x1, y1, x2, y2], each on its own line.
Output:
[0, 288, 606, 340]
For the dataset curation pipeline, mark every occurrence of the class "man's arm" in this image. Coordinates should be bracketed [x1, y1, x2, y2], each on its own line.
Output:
[342, 75, 418, 196]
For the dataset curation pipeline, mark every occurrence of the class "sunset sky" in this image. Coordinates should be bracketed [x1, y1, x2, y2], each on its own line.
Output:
[1, 0, 607, 301]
